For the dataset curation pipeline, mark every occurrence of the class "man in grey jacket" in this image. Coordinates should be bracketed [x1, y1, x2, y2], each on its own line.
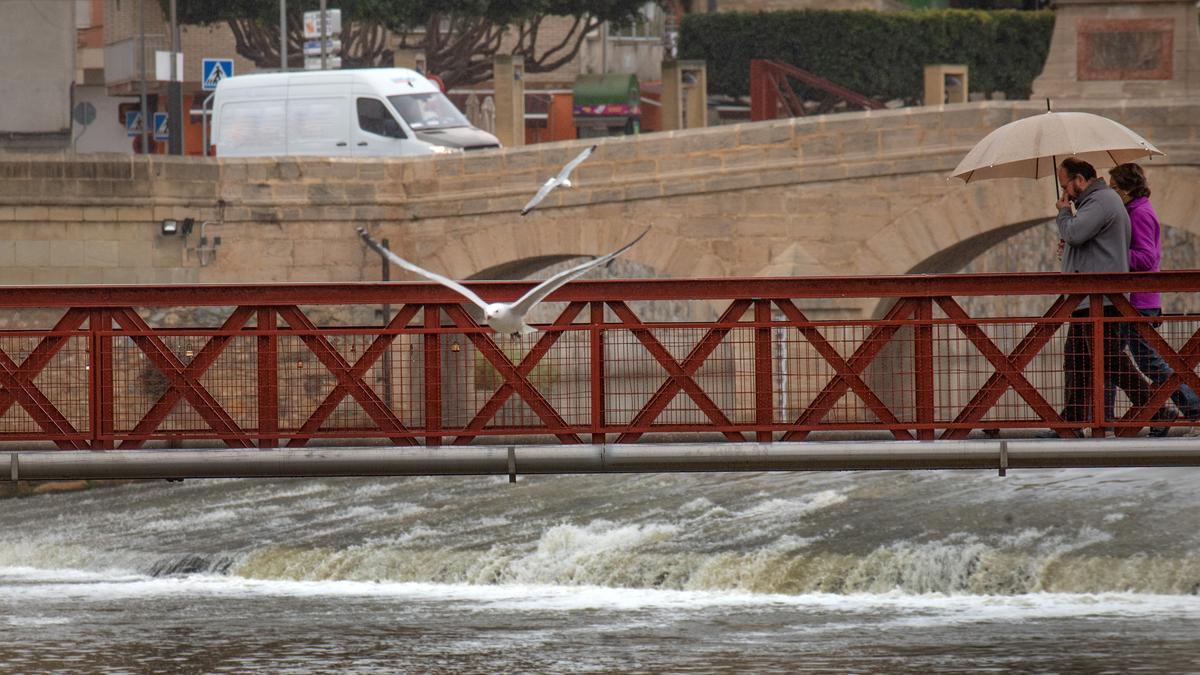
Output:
[1052, 157, 1167, 436]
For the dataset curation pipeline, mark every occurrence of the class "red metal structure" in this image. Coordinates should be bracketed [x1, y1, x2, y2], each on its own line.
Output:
[2, 273, 1200, 450]
[750, 59, 885, 121]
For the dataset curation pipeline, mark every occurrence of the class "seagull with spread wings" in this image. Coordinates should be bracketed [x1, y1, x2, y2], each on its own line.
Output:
[520, 144, 597, 216]
[358, 227, 648, 337]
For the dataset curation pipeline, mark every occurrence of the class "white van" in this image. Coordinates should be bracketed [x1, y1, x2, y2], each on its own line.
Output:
[211, 68, 501, 158]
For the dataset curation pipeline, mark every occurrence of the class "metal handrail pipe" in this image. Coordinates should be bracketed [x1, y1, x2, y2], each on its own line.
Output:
[7, 440, 1200, 481]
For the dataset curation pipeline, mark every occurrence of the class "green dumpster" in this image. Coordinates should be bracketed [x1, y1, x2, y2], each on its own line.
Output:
[572, 73, 640, 138]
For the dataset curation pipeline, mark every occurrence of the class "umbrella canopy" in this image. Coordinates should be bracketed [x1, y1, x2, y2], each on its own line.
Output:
[951, 111, 1163, 183]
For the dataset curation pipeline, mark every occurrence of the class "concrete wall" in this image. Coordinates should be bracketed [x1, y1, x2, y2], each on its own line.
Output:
[0, 0, 74, 136]
[71, 85, 137, 154]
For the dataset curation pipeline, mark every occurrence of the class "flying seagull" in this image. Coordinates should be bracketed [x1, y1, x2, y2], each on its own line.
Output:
[520, 144, 598, 216]
[357, 227, 648, 337]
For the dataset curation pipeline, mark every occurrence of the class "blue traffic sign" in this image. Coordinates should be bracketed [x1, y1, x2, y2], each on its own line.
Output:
[202, 58, 234, 90]
[153, 112, 169, 141]
[125, 110, 145, 137]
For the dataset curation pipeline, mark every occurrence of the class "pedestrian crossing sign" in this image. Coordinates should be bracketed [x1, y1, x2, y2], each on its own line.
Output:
[125, 110, 145, 137]
[202, 58, 234, 90]
[153, 112, 169, 141]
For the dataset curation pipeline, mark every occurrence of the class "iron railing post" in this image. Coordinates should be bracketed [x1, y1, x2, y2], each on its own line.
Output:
[915, 298, 935, 440]
[257, 308, 278, 448]
[380, 238, 394, 411]
[590, 301, 606, 444]
[424, 305, 442, 446]
[754, 299, 773, 442]
[1090, 295, 1106, 437]
[88, 310, 113, 449]
[749, 59, 775, 122]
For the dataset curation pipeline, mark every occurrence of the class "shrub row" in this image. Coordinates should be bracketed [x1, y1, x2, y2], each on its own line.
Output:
[678, 9, 1055, 103]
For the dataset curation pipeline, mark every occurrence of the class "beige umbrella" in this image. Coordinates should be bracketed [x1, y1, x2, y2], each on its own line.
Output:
[951, 111, 1163, 184]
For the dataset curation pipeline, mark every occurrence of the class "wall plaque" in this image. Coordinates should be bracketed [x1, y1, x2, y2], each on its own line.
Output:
[1077, 18, 1174, 81]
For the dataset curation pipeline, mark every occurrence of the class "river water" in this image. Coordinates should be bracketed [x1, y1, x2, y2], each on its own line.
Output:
[2, 466, 1199, 672]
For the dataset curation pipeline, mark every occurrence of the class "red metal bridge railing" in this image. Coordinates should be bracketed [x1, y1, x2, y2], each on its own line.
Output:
[749, 59, 885, 121]
[2, 272, 1200, 449]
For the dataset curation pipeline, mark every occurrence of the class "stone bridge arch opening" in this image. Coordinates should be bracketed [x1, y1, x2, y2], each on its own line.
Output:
[468, 255, 588, 281]
[463, 254, 694, 324]
[906, 218, 1052, 276]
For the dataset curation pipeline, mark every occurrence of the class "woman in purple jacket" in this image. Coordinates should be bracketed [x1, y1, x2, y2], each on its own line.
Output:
[1106, 163, 1200, 435]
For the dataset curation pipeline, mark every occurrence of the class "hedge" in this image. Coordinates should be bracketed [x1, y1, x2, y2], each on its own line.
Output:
[678, 9, 1055, 103]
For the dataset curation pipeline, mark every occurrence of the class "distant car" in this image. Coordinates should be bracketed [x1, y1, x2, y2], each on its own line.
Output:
[211, 67, 501, 158]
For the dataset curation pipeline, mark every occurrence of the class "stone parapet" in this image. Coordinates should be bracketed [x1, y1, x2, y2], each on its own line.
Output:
[0, 99, 1198, 320]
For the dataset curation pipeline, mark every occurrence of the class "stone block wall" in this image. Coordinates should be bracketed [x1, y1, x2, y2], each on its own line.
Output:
[0, 99, 1197, 311]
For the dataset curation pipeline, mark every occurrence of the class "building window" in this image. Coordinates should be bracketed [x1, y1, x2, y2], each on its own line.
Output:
[75, 0, 92, 28]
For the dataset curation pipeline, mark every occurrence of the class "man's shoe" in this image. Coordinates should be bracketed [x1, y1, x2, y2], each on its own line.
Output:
[1150, 409, 1181, 438]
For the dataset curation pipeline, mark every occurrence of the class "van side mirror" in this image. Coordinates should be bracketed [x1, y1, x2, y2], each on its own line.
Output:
[383, 119, 405, 139]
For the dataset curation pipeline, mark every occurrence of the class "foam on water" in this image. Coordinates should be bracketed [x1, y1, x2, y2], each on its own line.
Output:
[1, 468, 1198, 598]
[3, 565, 1197, 622]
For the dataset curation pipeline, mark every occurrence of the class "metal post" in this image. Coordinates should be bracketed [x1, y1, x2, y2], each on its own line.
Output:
[319, 0, 327, 70]
[257, 309, 278, 448]
[201, 93, 213, 156]
[600, 21, 608, 75]
[380, 238, 394, 410]
[280, 0, 287, 71]
[167, 0, 182, 155]
[754, 300, 773, 442]
[914, 298, 935, 440]
[1090, 295, 1106, 438]
[138, 0, 149, 154]
[590, 301, 605, 444]
[424, 305, 442, 446]
[89, 310, 114, 449]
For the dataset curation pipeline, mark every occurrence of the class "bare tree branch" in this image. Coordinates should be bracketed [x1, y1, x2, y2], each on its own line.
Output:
[206, 3, 649, 88]
[521, 15, 600, 75]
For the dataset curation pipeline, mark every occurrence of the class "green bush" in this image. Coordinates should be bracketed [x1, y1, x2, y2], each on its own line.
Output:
[678, 9, 1054, 103]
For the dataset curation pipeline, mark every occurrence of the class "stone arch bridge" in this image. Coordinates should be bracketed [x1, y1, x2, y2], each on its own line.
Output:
[1, 99, 1198, 319]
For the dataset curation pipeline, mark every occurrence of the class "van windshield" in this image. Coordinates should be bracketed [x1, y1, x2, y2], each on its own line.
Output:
[388, 93, 470, 130]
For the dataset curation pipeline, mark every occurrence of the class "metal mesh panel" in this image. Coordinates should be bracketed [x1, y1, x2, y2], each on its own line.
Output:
[0, 333, 89, 437]
[603, 326, 754, 429]
[109, 334, 259, 437]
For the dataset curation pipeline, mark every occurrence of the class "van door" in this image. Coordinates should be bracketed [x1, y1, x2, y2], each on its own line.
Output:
[285, 95, 352, 156]
[352, 96, 421, 156]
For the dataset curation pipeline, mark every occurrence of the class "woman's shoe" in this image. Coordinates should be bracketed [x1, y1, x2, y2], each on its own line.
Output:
[1150, 409, 1181, 437]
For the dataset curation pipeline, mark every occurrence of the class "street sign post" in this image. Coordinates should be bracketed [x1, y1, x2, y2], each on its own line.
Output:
[302, 10, 341, 38]
[303, 39, 341, 56]
[202, 58, 235, 90]
[125, 111, 145, 137]
[304, 56, 342, 70]
[303, 9, 342, 70]
[153, 112, 169, 141]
